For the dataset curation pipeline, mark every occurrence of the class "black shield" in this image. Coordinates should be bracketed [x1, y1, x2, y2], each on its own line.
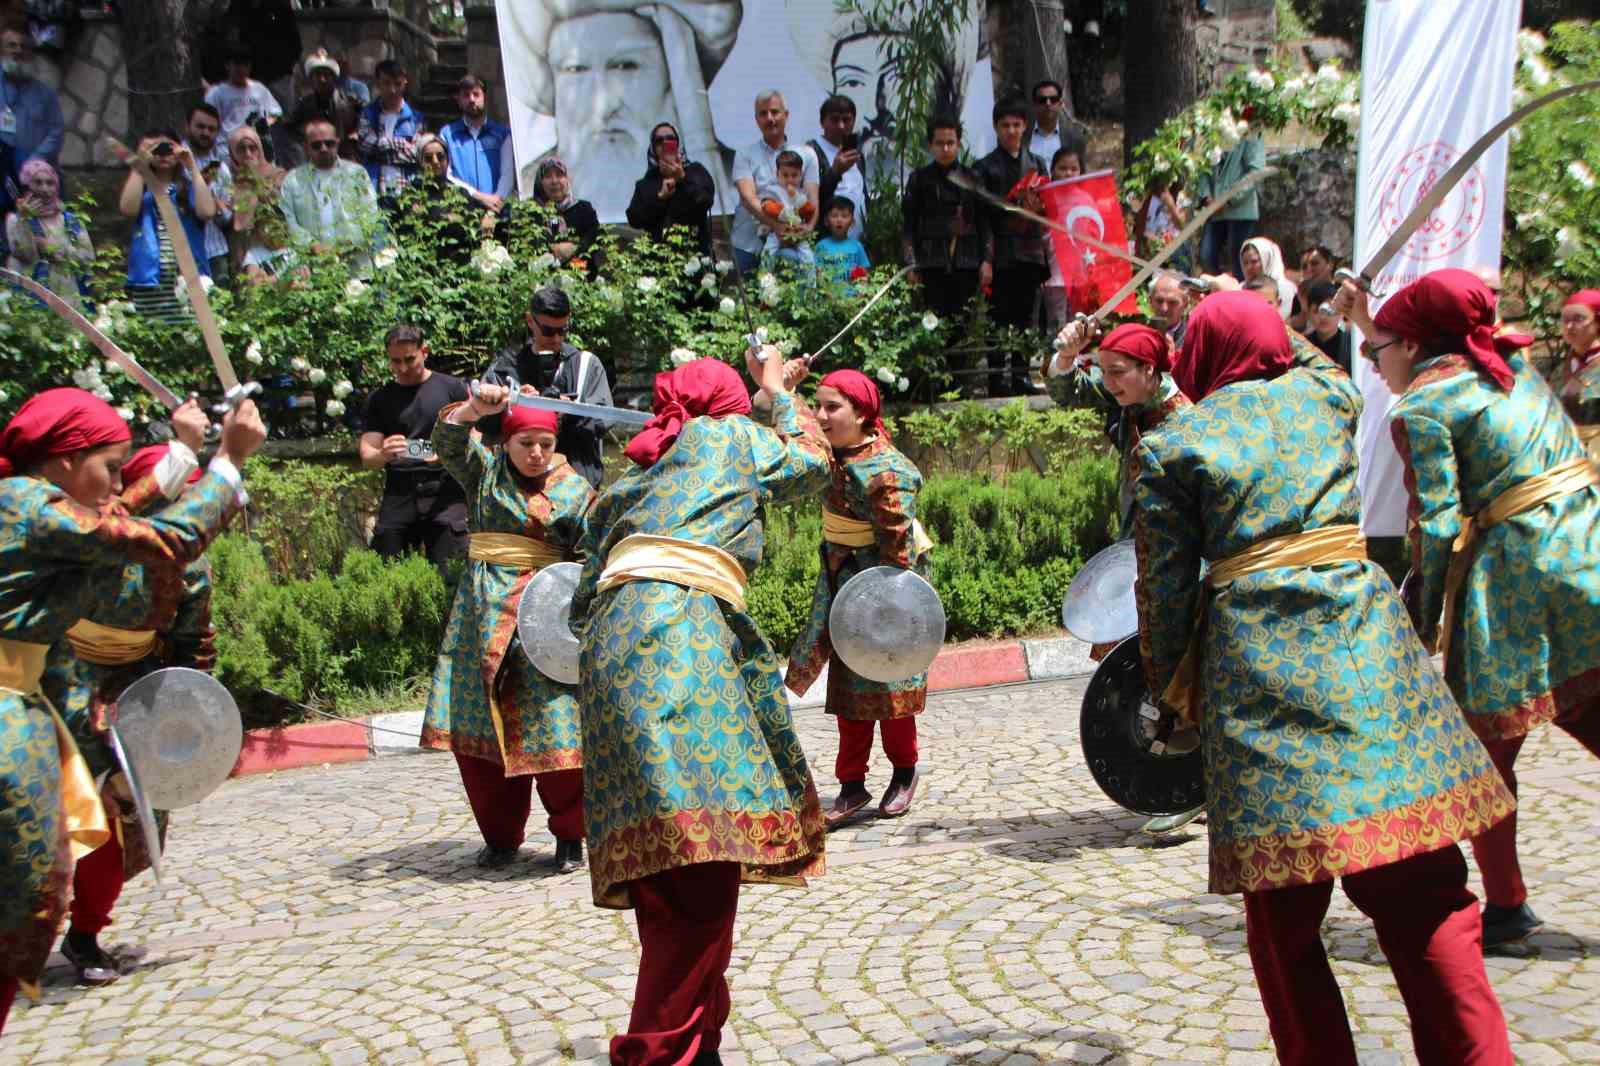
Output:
[1079, 636, 1206, 817]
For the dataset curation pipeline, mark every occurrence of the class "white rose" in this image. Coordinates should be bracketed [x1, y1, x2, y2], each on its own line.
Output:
[669, 347, 698, 367]
[1331, 102, 1361, 130]
[700, 273, 718, 291]
[1207, 146, 1224, 166]
[682, 257, 702, 277]
[93, 385, 113, 402]
[637, 276, 659, 293]
[1524, 55, 1552, 87]
[1315, 64, 1341, 85]
[344, 278, 368, 298]
[533, 252, 557, 272]
[1517, 29, 1546, 58]
[719, 296, 738, 315]
[1567, 161, 1595, 190]
[333, 379, 354, 399]
[896, 376, 910, 393]
[1246, 69, 1275, 92]
[760, 286, 780, 307]
[922, 311, 940, 332]
[308, 367, 328, 385]
[244, 340, 263, 365]
[1282, 75, 1307, 96]
[875, 366, 896, 384]
[715, 259, 733, 275]
[290, 356, 310, 373]
[115, 406, 134, 421]
[324, 399, 346, 418]
[373, 246, 399, 269]
[1557, 227, 1583, 259]
[758, 272, 778, 291]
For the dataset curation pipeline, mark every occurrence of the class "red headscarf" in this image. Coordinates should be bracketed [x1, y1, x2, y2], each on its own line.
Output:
[0, 388, 132, 478]
[1565, 289, 1600, 317]
[1373, 268, 1521, 391]
[1099, 323, 1172, 373]
[624, 358, 752, 467]
[501, 404, 560, 438]
[121, 443, 202, 488]
[1173, 291, 1294, 400]
[817, 368, 889, 441]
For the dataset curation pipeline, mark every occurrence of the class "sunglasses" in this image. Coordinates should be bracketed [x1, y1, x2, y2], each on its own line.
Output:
[535, 322, 569, 337]
[653, 135, 679, 147]
[421, 151, 447, 161]
[308, 139, 339, 149]
[1035, 93, 1061, 104]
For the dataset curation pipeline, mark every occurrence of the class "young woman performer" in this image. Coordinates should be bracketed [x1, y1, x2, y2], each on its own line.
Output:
[571, 350, 830, 1066]
[40, 441, 218, 987]
[0, 389, 262, 1035]
[1341, 268, 1600, 948]
[1552, 287, 1600, 462]
[421, 386, 595, 873]
[1135, 292, 1514, 1065]
[785, 368, 931, 826]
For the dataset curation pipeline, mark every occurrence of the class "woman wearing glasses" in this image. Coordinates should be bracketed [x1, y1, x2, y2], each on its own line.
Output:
[625, 121, 716, 256]
[217, 125, 289, 282]
[389, 133, 485, 266]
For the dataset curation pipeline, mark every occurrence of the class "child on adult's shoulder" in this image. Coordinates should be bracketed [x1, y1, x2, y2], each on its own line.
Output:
[760, 149, 816, 271]
[815, 196, 871, 293]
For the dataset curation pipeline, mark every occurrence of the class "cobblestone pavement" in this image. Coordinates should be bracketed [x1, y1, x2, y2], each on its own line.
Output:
[7, 677, 1600, 1065]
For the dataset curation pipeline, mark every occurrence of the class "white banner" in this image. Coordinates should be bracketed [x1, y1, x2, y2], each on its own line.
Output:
[493, 0, 997, 223]
[1352, 0, 1521, 536]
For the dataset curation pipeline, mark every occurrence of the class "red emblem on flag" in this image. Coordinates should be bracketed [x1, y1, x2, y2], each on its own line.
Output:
[1038, 170, 1137, 316]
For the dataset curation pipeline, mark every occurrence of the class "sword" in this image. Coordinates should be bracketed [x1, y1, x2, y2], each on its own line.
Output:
[945, 170, 1163, 271]
[1338, 79, 1600, 294]
[106, 722, 163, 887]
[105, 137, 261, 413]
[500, 390, 653, 427]
[2, 269, 185, 410]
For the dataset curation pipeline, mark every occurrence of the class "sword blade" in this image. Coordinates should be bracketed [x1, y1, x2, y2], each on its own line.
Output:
[808, 265, 916, 364]
[944, 170, 1160, 271]
[2, 268, 184, 410]
[1359, 79, 1600, 285]
[106, 723, 163, 887]
[510, 394, 653, 427]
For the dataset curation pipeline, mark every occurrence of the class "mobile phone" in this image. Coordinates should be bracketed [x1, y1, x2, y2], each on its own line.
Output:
[658, 138, 679, 165]
[843, 132, 860, 152]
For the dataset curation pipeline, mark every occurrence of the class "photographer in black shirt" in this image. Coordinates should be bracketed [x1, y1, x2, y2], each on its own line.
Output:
[358, 323, 471, 564]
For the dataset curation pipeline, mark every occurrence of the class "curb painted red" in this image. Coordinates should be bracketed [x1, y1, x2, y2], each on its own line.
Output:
[230, 639, 1041, 778]
[231, 719, 370, 778]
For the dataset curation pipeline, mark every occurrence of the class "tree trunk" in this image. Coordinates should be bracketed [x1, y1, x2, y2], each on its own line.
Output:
[1122, 0, 1201, 167]
[120, 0, 206, 137]
[1066, 0, 1105, 119]
[992, 0, 1074, 112]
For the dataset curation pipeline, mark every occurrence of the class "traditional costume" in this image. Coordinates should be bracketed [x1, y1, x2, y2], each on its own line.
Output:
[570, 359, 830, 1065]
[420, 404, 595, 871]
[786, 370, 931, 825]
[1134, 293, 1515, 1065]
[1379, 269, 1600, 947]
[1552, 288, 1600, 463]
[0, 391, 240, 1033]
[38, 443, 214, 985]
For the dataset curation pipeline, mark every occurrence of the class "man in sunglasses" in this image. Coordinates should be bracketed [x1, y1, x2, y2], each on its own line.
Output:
[478, 284, 614, 487]
[1025, 79, 1069, 166]
[279, 117, 384, 275]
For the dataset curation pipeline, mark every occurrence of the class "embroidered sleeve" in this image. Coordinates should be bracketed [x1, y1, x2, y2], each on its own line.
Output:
[31, 471, 237, 571]
[865, 468, 918, 568]
[1131, 436, 1204, 700]
[167, 559, 217, 673]
[431, 404, 486, 499]
[1391, 410, 1460, 646]
[753, 392, 832, 506]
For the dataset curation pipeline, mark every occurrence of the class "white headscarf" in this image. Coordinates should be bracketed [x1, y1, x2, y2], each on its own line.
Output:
[1242, 236, 1297, 321]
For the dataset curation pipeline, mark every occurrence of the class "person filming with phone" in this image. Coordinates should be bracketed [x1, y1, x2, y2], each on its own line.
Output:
[118, 128, 217, 321]
[808, 95, 867, 241]
[359, 323, 471, 566]
[625, 121, 715, 256]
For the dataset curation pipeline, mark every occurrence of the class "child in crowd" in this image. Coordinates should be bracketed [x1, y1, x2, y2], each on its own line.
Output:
[815, 195, 871, 293]
[761, 149, 816, 270]
[1041, 143, 1086, 335]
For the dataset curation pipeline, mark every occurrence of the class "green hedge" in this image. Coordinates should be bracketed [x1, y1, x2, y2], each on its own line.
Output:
[210, 457, 1116, 720]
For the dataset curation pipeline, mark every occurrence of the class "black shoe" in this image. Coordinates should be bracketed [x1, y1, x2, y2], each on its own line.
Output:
[690, 1052, 723, 1066]
[554, 838, 584, 874]
[61, 930, 121, 986]
[475, 844, 520, 869]
[1482, 902, 1542, 949]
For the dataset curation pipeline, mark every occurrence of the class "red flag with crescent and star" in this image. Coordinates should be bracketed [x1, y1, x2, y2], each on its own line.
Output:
[1038, 169, 1137, 315]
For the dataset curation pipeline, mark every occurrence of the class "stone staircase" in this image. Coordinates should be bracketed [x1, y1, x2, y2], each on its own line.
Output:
[418, 37, 469, 131]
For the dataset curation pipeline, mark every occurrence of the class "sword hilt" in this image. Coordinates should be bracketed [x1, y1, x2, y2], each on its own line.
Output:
[1179, 276, 1213, 294]
[1333, 268, 1372, 293]
[211, 381, 262, 417]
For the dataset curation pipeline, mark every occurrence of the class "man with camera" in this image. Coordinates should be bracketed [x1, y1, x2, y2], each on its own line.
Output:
[359, 323, 471, 565]
[807, 94, 867, 241]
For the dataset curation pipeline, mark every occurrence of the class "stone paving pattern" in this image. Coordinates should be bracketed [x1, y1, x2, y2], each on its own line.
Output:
[6, 677, 1600, 1065]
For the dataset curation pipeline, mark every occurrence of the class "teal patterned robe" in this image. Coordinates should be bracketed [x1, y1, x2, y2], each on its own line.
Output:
[785, 436, 931, 720]
[1132, 356, 1513, 895]
[1, 471, 236, 985]
[571, 391, 832, 909]
[420, 409, 595, 775]
[1391, 352, 1600, 741]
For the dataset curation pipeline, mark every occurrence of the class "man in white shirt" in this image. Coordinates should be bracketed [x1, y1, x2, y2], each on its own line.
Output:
[730, 89, 819, 275]
[182, 103, 232, 285]
[806, 94, 866, 242]
[1026, 79, 1067, 166]
[204, 50, 282, 140]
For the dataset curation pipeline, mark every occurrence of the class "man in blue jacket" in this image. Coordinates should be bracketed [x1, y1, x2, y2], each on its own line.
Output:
[437, 74, 513, 213]
[0, 26, 64, 230]
[355, 59, 426, 202]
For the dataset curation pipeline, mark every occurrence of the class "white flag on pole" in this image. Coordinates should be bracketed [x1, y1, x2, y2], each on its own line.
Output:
[1352, 0, 1522, 536]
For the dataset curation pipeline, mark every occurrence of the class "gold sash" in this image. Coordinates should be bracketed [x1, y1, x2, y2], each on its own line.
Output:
[0, 639, 111, 864]
[822, 508, 935, 556]
[597, 534, 749, 612]
[468, 532, 566, 572]
[1438, 455, 1600, 665]
[66, 619, 159, 666]
[1162, 524, 1368, 724]
[1578, 424, 1600, 465]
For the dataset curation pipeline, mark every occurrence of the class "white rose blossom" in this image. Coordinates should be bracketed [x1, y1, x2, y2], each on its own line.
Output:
[875, 366, 896, 385]
[244, 340, 263, 365]
[700, 273, 718, 291]
[533, 252, 558, 272]
[308, 367, 328, 386]
[1331, 102, 1361, 131]
[1207, 146, 1225, 166]
[758, 272, 778, 291]
[115, 406, 134, 421]
[669, 347, 698, 367]
[896, 376, 910, 393]
[290, 356, 310, 373]
[1556, 227, 1583, 259]
[1524, 55, 1552, 87]
[715, 259, 732, 275]
[344, 278, 368, 298]
[373, 246, 399, 269]
[719, 296, 738, 315]
[1245, 68, 1275, 92]
[760, 286, 780, 307]
[682, 257, 702, 277]
[922, 311, 940, 331]
[1517, 29, 1546, 58]
[1567, 161, 1595, 190]
[92, 386, 113, 402]
[333, 379, 354, 399]
[637, 276, 659, 293]
[324, 399, 346, 418]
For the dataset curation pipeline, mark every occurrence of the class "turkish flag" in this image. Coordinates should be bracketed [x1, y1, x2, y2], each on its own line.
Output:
[1038, 170, 1137, 316]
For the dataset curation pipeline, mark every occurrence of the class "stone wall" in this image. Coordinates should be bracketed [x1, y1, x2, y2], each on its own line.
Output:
[1257, 146, 1357, 264]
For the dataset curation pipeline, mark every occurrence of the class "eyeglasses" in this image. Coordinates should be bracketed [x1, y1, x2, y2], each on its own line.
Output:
[1035, 93, 1061, 104]
[535, 322, 569, 337]
[308, 139, 338, 149]
[1363, 337, 1402, 363]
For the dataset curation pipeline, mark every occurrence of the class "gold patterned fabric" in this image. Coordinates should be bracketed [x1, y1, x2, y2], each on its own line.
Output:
[597, 534, 749, 613]
[467, 532, 566, 570]
[64, 619, 159, 666]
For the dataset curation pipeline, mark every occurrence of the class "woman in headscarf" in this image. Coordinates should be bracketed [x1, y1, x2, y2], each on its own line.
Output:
[389, 133, 484, 266]
[4, 160, 95, 313]
[0, 390, 262, 1034]
[1135, 290, 1514, 1066]
[569, 348, 830, 1064]
[529, 156, 599, 267]
[1339, 268, 1600, 950]
[785, 368, 932, 827]
[420, 386, 595, 875]
[1552, 288, 1600, 462]
[217, 124, 290, 281]
[625, 122, 716, 256]
[1239, 236, 1296, 321]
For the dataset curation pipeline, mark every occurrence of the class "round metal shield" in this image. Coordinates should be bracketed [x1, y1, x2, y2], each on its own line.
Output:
[517, 561, 582, 686]
[114, 667, 243, 811]
[1079, 637, 1206, 817]
[828, 567, 946, 683]
[1061, 540, 1139, 645]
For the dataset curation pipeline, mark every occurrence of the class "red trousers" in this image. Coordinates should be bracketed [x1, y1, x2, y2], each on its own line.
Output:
[68, 831, 125, 935]
[612, 862, 740, 1066]
[1243, 845, 1511, 1066]
[453, 752, 584, 847]
[1471, 702, 1600, 907]
[0, 976, 17, 1037]
[834, 716, 917, 782]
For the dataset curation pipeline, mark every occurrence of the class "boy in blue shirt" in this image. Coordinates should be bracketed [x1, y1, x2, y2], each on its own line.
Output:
[815, 195, 871, 292]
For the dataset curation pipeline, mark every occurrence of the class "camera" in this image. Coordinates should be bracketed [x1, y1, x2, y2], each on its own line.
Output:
[405, 438, 435, 459]
[152, 142, 176, 158]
